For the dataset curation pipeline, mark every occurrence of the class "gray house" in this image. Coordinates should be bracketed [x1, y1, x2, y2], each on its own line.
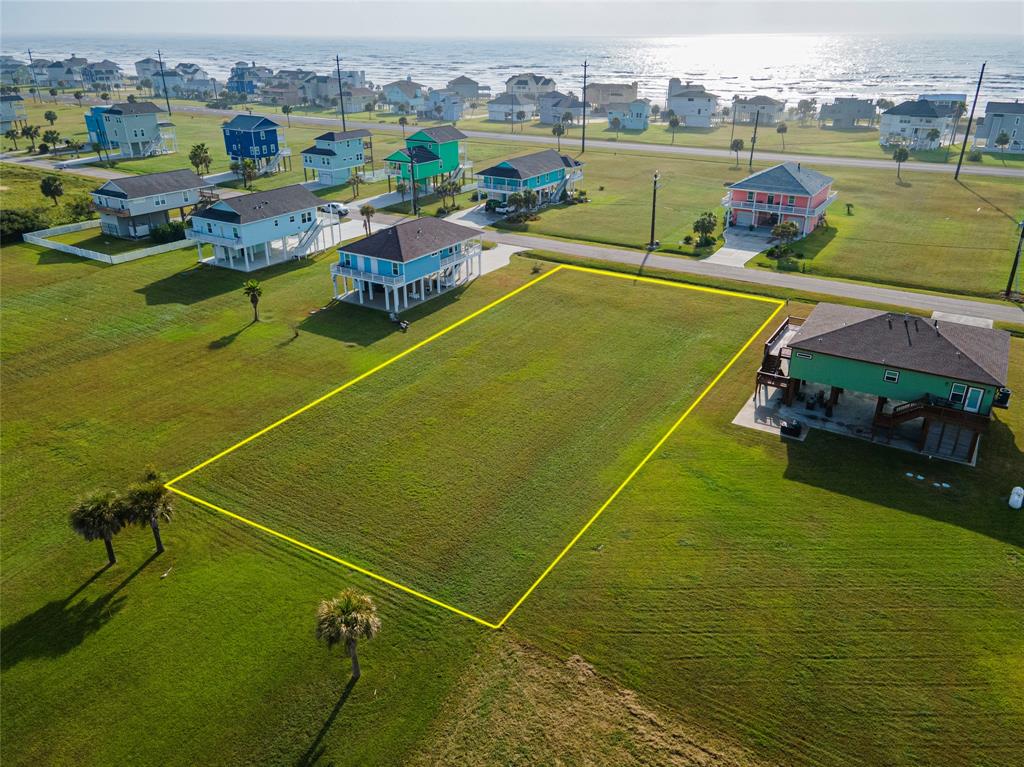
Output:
[975, 101, 1024, 152]
[537, 91, 586, 125]
[819, 97, 875, 128]
[91, 170, 215, 239]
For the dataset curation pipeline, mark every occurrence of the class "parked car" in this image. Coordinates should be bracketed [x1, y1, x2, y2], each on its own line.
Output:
[485, 199, 512, 215]
[319, 202, 350, 216]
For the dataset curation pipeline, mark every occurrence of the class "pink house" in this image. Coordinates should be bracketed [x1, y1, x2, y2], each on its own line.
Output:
[722, 162, 836, 238]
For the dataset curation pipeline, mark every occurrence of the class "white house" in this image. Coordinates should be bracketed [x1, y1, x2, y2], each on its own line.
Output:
[382, 77, 428, 112]
[0, 94, 28, 133]
[134, 58, 162, 81]
[505, 73, 557, 99]
[92, 169, 215, 239]
[975, 101, 1024, 152]
[879, 100, 953, 149]
[83, 60, 124, 91]
[607, 99, 650, 131]
[102, 101, 176, 158]
[666, 80, 718, 128]
[187, 184, 340, 271]
[487, 93, 536, 123]
[419, 89, 464, 122]
[733, 95, 786, 125]
[537, 91, 586, 125]
[918, 93, 967, 111]
[301, 128, 371, 185]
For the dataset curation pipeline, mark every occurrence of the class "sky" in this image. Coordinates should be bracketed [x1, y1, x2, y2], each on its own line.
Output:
[2, 0, 1023, 39]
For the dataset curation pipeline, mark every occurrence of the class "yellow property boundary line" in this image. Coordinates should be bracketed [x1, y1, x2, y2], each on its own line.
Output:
[166, 264, 784, 630]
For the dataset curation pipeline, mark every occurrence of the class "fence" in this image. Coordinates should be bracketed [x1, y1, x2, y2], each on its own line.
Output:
[22, 220, 189, 265]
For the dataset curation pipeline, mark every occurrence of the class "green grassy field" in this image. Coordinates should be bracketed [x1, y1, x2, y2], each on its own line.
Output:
[2, 229, 1023, 767]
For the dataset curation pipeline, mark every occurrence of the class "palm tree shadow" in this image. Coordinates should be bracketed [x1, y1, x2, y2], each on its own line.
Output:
[0, 552, 159, 671]
[294, 677, 357, 767]
[209, 320, 256, 349]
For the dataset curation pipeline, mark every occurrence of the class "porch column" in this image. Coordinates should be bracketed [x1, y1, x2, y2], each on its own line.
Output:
[393, 285, 400, 311]
[196, 241, 202, 263]
[419, 277, 424, 298]
[384, 285, 390, 311]
[369, 281, 374, 299]
[403, 283, 409, 307]
[331, 274, 339, 297]
[244, 247, 251, 270]
[357, 279, 364, 304]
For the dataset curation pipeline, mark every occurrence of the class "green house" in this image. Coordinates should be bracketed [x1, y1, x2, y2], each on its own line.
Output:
[758, 303, 1011, 464]
[385, 125, 468, 187]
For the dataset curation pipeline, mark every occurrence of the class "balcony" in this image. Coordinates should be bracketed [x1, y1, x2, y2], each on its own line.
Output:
[185, 228, 241, 248]
[440, 243, 482, 268]
[722, 191, 837, 218]
[330, 263, 403, 286]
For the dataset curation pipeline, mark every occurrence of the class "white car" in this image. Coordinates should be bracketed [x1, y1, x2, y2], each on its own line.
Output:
[320, 202, 350, 217]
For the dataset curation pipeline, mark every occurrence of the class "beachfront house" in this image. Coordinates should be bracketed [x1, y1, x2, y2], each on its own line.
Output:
[585, 81, 638, 112]
[0, 94, 27, 133]
[537, 91, 586, 125]
[384, 125, 470, 192]
[476, 149, 583, 207]
[818, 97, 876, 128]
[331, 218, 484, 313]
[91, 169, 216, 239]
[446, 75, 489, 101]
[754, 304, 1011, 464]
[419, 89, 464, 122]
[83, 60, 124, 91]
[0, 56, 30, 85]
[40, 56, 87, 88]
[487, 93, 536, 123]
[222, 114, 290, 173]
[722, 162, 836, 237]
[975, 101, 1023, 152]
[382, 78, 428, 113]
[301, 129, 371, 185]
[607, 99, 651, 131]
[174, 63, 218, 97]
[918, 93, 967, 111]
[665, 80, 719, 128]
[187, 184, 338, 271]
[733, 95, 786, 125]
[505, 73, 557, 99]
[227, 61, 272, 95]
[134, 57, 161, 81]
[879, 100, 953, 149]
[100, 101, 176, 158]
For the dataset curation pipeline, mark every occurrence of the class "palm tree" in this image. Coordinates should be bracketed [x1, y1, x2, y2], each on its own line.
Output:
[243, 280, 263, 322]
[70, 491, 123, 566]
[892, 145, 909, 180]
[771, 221, 800, 252]
[776, 121, 788, 150]
[611, 116, 621, 138]
[506, 191, 524, 213]
[64, 138, 83, 157]
[126, 94, 137, 104]
[730, 138, 744, 166]
[561, 110, 574, 128]
[49, 87, 58, 103]
[398, 116, 408, 136]
[551, 122, 565, 150]
[668, 115, 680, 144]
[28, 86, 37, 103]
[651, 104, 661, 122]
[140, 78, 153, 96]
[521, 188, 538, 211]
[692, 211, 718, 247]
[359, 203, 375, 235]
[120, 467, 174, 554]
[21, 124, 39, 151]
[5, 128, 18, 150]
[926, 128, 941, 148]
[282, 104, 292, 126]
[40, 175, 64, 205]
[516, 110, 526, 132]
[100, 92, 111, 103]
[73, 90, 84, 108]
[44, 110, 57, 125]
[43, 129, 60, 149]
[995, 131, 1010, 164]
[229, 160, 242, 180]
[240, 158, 258, 189]
[315, 589, 381, 680]
[189, 143, 212, 175]
[396, 181, 408, 202]
[350, 172, 364, 198]
[434, 104, 443, 121]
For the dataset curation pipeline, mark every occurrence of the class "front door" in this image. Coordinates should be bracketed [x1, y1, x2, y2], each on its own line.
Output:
[964, 387, 984, 413]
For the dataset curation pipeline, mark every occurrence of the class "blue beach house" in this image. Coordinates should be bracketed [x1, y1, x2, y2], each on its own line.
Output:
[85, 105, 116, 150]
[222, 114, 291, 174]
[476, 149, 583, 207]
[300, 128, 371, 185]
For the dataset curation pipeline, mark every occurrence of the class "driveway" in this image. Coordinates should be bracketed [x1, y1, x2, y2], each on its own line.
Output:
[703, 228, 772, 266]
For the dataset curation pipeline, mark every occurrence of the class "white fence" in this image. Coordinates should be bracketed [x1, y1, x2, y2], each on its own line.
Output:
[23, 220, 188, 265]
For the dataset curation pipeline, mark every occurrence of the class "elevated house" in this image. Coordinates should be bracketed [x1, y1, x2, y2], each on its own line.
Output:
[91, 169, 216, 239]
[505, 73, 557, 99]
[301, 128, 372, 185]
[733, 95, 786, 125]
[607, 99, 650, 131]
[261, 80, 303, 107]
[174, 63, 218, 97]
[722, 162, 836, 237]
[917, 93, 967, 111]
[537, 91, 586, 125]
[84, 105, 115, 150]
[975, 101, 1023, 152]
[879, 100, 953, 149]
[222, 114, 290, 174]
[419, 88, 464, 122]
[585, 81, 638, 112]
[818, 97, 876, 128]
[487, 92, 536, 123]
[666, 80, 719, 128]
[476, 149, 583, 207]
[134, 57, 162, 81]
[0, 94, 28, 133]
[331, 218, 484, 312]
[384, 125, 470, 193]
[382, 78, 428, 113]
[755, 304, 1011, 464]
[0, 56, 30, 85]
[446, 75, 489, 101]
[226, 61, 272, 95]
[187, 184, 339, 271]
[82, 60, 124, 91]
[41, 56, 87, 88]
[99, 101, 176, 158]
[300, 74, 336, 106]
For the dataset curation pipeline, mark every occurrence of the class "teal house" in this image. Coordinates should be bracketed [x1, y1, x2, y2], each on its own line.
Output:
[476, 149, 583, 207]
[300, 128, 371, 185]
[384, 125, 469, 193]
[757, 303, 1011, 464]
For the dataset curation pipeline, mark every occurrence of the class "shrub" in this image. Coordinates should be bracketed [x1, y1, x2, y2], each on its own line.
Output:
[37, 143, 49, 155]
[150, 221, 186, 243]
[682, 234, 694, 245]
[967, 149, 982, 162]
[0, 207, 49, 243]
[64, 195, 96, 221]
[777, 256, 801, 271]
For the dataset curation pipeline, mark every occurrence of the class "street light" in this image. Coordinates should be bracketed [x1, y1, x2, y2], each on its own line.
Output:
[647, 170, 661, 251]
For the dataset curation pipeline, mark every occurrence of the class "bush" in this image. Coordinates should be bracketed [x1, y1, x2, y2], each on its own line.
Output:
[150, 221, 186, 243]
[967, 149, 983, 162]
[37, 143, 49, 155]
[0, 207, 49, 243]
[64, 195, 96, 221]
[682, 234, 694, 245]
[777, 256, 801, 271]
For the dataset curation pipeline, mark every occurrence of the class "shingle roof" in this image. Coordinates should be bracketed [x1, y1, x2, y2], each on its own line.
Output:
[984, 101, 1024, 115]
[409, 125, 466, 143]
[788, 303, 1010, 387]
[448, 75, 477, 85]
[478, 149, 580, 180]
[884, 100, 944, 118]
[386, 145, 440, 163]
[301, 146, 336, 157]
[0, 94, 24, 103]
[489, 93, 535, 107]
[314, 129, 371, 142]
[506, 73, 555, 86]
[735, 95, 784, 107]
[670, 87, 719, 99]
[728, 162, 832, 195]
[192, 185, 321, 226]
[94, 169, 209, 199]
[105, 101, 163, 116]
[341, 218, 480, 263]
[222, 114, 281, 131]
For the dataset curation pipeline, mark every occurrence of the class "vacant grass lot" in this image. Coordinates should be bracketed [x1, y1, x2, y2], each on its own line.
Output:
[1, 234, 1022, 766]
[178, 268, 775, 621]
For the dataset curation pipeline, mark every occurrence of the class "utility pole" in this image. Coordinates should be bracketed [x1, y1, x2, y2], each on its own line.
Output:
[955, 61, 985, 180]
[409, 148, 419, 216]
[581, 60, 588, 154]
[729, 102, 736, 143]
[156, 50, 172, 115]
[748, 110, 760, 170]
[1006, 220, 1024, 298]
[648, 170, 660, 250]
[335, 55, 348, 132]
[26, 49, 37, 100]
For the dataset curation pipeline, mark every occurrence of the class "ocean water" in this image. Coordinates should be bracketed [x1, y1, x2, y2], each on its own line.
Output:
[2, 33, 1021, 105]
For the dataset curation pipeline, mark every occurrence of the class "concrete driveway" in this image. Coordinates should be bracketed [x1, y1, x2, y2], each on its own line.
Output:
[703, 228, 772, 266]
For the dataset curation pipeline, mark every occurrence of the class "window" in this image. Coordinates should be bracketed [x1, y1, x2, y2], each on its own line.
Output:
[232, 227, 239, 238]
[795, 352, 813, 359]
[289, 215, 295, 223]
[274, 219, 279, 227]
[746, 191, 754, 202]
[206, 222, 213, 233]
[343, 254, 352, 266]
[949, 383, 967, 405]
[301, 211, 313, 223]
[883, 369, 900, 384]
[259, 131, 266, 140]
[767, 194, 776, 205]
[391, 262, 400, 276]
[183, 192, 190, 202]
[787, 195, 796, 206]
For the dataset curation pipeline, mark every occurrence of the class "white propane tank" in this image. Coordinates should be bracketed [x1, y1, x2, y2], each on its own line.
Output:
[1010, 487, 1024, 510]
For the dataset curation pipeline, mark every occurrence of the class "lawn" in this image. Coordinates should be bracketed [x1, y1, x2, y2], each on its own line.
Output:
[1, 233, 1022, 766]
[0, 163, 97, 211]
[47, 226, 159, 254]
